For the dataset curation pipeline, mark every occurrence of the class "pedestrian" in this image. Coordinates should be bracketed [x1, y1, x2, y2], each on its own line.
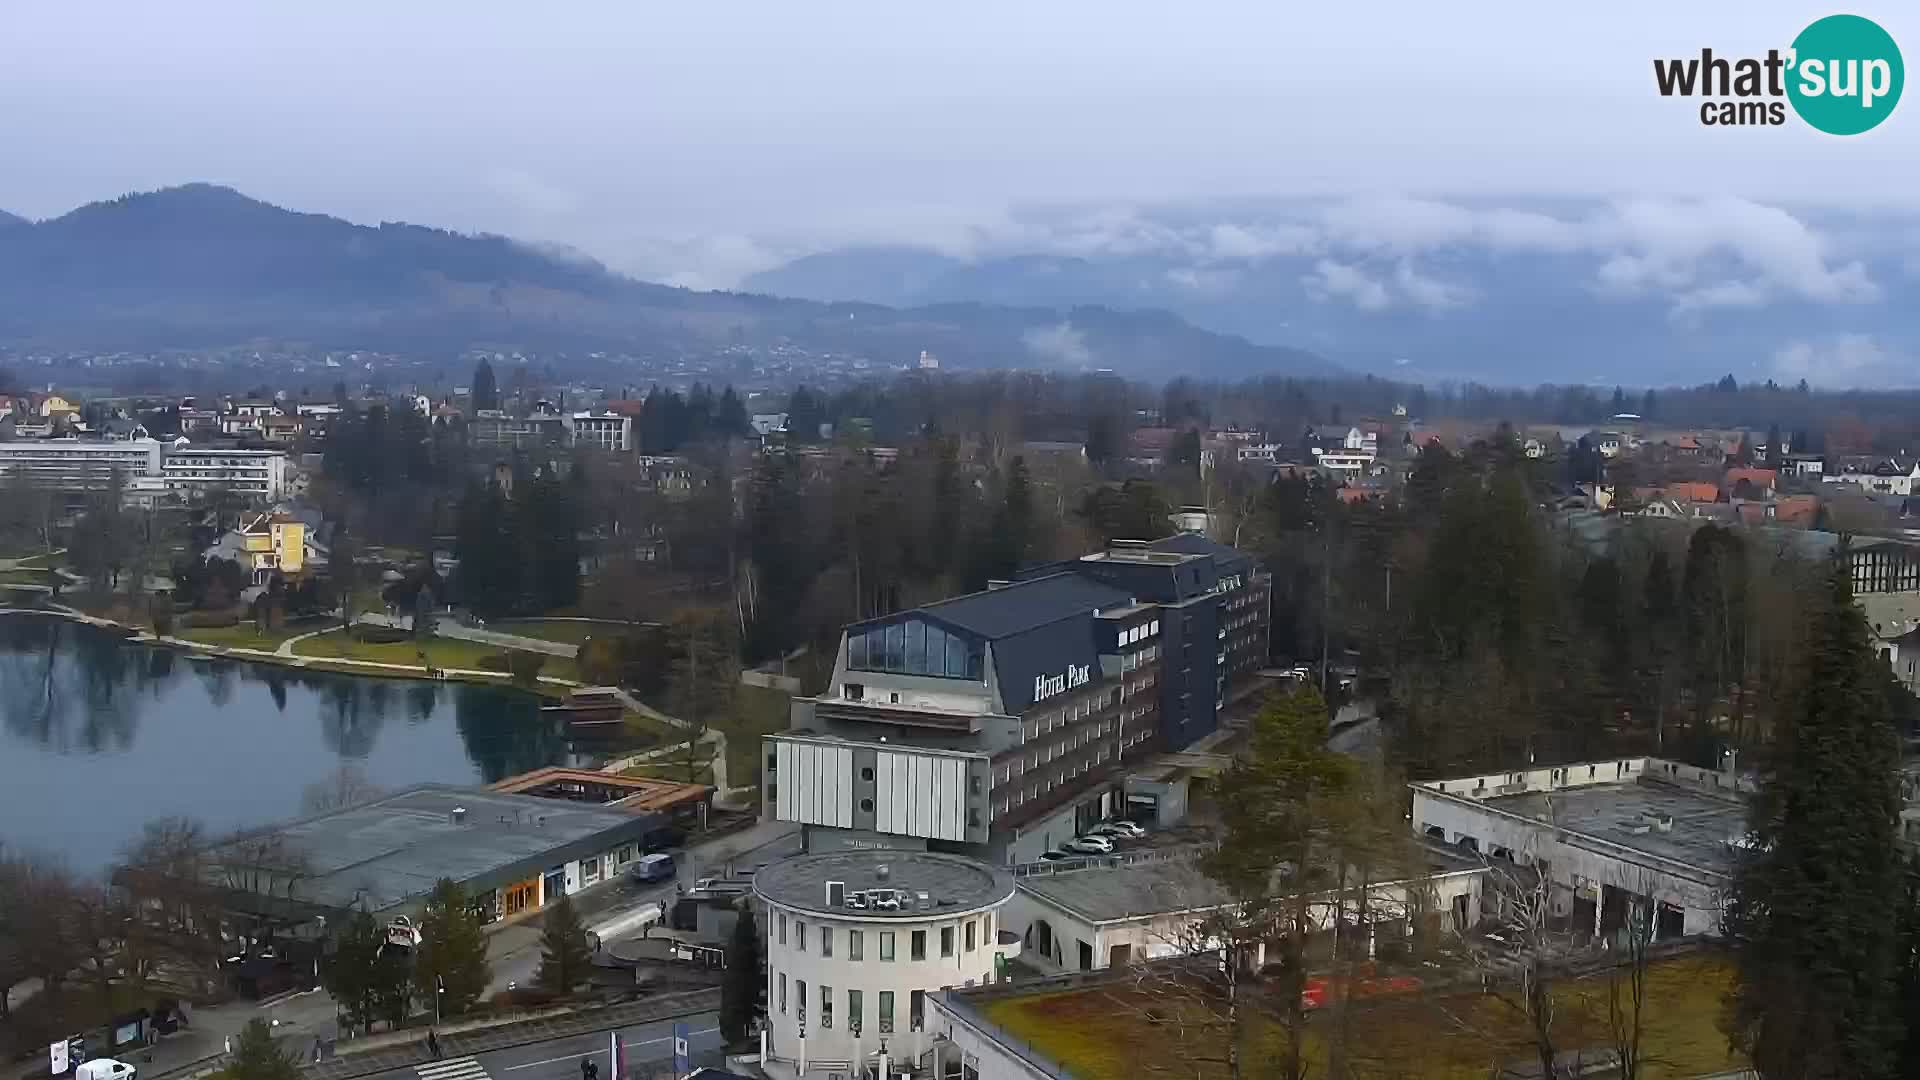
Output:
[427, 1028, 442, 1060]
[223, 1036, 232, 1057]
[580, 1058, 594, 1080]
[312, 1036, 323, 1063]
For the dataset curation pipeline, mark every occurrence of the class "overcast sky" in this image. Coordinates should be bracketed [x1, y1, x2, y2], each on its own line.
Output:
[3, 2, 1916, 289]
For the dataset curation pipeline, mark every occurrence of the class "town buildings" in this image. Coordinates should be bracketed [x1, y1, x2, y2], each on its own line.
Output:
[1410, 756, 1749, 941]
[161, 446, 288, 500]
[0, 438, 165, 490]
[206, 784, 669, 928]
[764, 535, 1269, 864]
[566, 411, 633, 452]
[754, 850, 1016, 1079]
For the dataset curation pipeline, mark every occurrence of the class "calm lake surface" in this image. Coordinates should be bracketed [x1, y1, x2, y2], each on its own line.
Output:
[0, 615, 582, 871]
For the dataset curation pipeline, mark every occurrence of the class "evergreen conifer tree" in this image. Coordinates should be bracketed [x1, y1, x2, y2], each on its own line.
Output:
[719, 909, 762, 1043]
[536, 892, 593, 994]
[1725, 561, 1907, 1078]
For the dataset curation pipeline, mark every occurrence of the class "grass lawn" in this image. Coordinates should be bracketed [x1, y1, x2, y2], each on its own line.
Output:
[292, 629, 582, 682]
[624, 748, 716, 787]
[495, 619, 628, 646]
[176, 621, 316, 650]
[0, 568, 54, 586]
[293, 629, 506, 669]
[721, 683, 791, 787]
[981, 952, 1743, 1080]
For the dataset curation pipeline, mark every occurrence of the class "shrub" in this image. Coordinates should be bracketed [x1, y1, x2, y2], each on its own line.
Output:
[508, 652, 547, 685]
[184, 608, 242, 629]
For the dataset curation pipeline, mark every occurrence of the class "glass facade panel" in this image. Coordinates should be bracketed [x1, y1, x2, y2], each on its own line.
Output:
[947, 632, 968, 677]
[848, 631, 867, 669]
[925, 624, 946, 673]
[906, 620, 926, 672]
[885, 623, 905, 670]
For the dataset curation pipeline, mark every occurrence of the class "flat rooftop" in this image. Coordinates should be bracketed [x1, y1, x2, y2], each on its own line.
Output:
[489, 767, 711, 814]
[754, 850, 1014, 919]
[1484, 780, 1743, 879]
[218, 784, 652, 913]
[1017, 843, 1482, 924]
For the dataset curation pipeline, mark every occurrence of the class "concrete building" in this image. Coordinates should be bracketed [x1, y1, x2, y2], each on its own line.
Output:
[1409, 757, 1751, 940]
[469, 411, 568, 450]
[754, 850, 1016, 1079]
[1005, 847, 1484, 974]
[162, 447, 288, 500]
[767, 537, 1269, 865]
[0, 438, 164, 490]
[208, 784, 667, 928]
[566, 411, 633, 453]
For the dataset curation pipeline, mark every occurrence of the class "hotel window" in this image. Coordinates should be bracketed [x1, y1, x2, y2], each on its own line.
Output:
[796, 920, 806, 952]
[880, 931, 896, 961]
[941, 926, 955, 958]
[849, 929, 863, 960]
[911, 989, 925, 1030]
[820, 985, 833, 1028]
[965, 920, 977, 951]
[911, 930, 927, 961]
[778, 913, 787, 944]
[821, 925, 833, 956]
[848, 989, 862, 1032]
[797, 980, 807, 1023]
[779, 973, 788, 1014]
[878, 991, 895, 1033]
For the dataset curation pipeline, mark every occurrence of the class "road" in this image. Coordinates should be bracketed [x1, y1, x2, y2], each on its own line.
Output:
[358, 1014, 723, 1080]
[486, 821, 803, 992]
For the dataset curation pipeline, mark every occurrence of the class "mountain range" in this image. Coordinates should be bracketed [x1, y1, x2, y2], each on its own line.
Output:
[742, 198, 1920, 389]
[0, 185, 1332, 380]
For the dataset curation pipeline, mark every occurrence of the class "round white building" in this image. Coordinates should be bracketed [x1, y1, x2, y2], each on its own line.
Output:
[755, 850, 1016, 1078]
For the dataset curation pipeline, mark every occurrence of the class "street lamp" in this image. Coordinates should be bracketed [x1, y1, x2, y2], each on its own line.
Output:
[433, 976, 445, 1025]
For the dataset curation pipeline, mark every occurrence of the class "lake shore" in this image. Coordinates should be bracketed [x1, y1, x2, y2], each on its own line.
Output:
[0, 602, 583, 700]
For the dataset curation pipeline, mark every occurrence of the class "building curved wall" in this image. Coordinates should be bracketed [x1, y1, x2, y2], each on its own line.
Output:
[759, 896, 1010, 1075]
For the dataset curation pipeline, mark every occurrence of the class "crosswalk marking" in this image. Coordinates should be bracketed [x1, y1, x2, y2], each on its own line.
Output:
[417, 1057, 490, 1080]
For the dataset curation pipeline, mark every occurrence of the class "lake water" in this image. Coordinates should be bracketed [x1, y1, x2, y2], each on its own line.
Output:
[0, 615, 587, 872]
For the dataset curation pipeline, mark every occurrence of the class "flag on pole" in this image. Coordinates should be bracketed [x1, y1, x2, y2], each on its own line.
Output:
[608, 1030, 621, 1080]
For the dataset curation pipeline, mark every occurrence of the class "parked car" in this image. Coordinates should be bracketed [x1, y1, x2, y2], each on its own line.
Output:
[629, 852, 676, 883]
[1088, 820, 1146, 839]
[1063, 835, 1113, 855]
[77, 1061, 136, 1080]
[1037, 849, 1073, 862]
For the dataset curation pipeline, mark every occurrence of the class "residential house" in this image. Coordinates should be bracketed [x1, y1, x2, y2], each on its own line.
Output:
[1721, 467, 1777, 499]
[1664, 481, 1720, 504]
[260, 415, 304, 444]
[207, 512, 310, 584]
[1593, 431, 1625, 458]
[1784, 452, 1826, 479]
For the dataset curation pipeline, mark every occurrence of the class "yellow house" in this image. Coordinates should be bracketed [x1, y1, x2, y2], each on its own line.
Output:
[236, 512, 306, 578]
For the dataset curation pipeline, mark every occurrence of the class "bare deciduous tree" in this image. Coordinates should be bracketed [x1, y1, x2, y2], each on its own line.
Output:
[300, 763, 386, 815]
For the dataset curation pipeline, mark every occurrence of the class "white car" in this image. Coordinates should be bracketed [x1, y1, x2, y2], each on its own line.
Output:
[1089, 821, 1146, 839]
[77, 1061, 136, 1080]
[1064, 835, 1114, 855]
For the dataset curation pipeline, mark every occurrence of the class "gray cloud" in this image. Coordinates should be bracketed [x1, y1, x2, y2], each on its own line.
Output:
[1771, 334, 1914, 387]
[1021, 322, 1092, 367]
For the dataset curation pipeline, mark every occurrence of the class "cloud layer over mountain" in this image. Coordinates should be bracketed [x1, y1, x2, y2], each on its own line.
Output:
[744, 195, 1920, 388]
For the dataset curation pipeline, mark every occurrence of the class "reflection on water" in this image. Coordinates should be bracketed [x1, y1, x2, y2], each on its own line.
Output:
[0, 616, 582, 871]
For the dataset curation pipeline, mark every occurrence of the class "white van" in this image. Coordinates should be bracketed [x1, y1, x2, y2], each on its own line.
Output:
[76, 1059, 137, 1080]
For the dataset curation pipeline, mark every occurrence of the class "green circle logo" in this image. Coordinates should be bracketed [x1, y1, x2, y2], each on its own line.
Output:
[1787, 14, 1903, 134]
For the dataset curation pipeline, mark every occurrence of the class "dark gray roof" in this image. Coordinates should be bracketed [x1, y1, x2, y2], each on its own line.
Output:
[911, 573, 1135, 642]
[753, 851, 1013, 919]
[1019, 844, 1484, 924]
[216, 784, 655, 914]
[1149, 532, 1254, 573]
[1017, 859, 1236, 922]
